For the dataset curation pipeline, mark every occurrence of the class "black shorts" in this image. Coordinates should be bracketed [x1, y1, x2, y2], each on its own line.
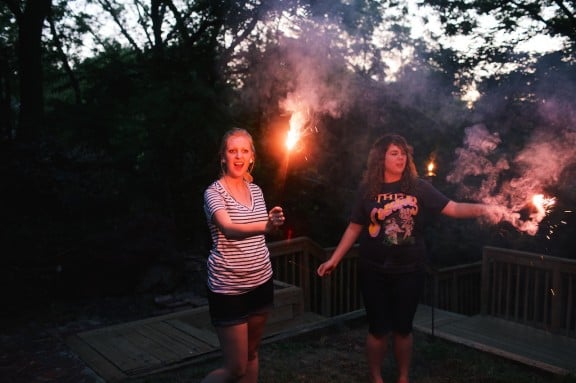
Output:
[207, 278, 274, 327]
[359, 267, 425, 336]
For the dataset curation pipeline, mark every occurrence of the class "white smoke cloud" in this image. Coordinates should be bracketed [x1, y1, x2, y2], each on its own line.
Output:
[275, 27, 354, 144]
[447, 123, 576, 235]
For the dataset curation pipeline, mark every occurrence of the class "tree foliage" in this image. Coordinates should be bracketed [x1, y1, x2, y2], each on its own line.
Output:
[1, 0, 575, 301]
[421, 0, 575, 75]
[423, 0, 576, 43]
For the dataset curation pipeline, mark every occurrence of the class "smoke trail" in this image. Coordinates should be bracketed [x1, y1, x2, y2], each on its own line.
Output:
[446, 124, 509, 202]
[276, 28, 353, 145]
[447, 123, 576, 235]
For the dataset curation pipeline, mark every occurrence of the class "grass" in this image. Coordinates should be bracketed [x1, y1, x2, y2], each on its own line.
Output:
[125, 317, 576, 383]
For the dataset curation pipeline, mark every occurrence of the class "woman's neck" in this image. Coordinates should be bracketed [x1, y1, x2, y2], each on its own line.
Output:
[222, 175, 244, 186]
[221, 175, 251, 206]
[384, 174, 401, 183]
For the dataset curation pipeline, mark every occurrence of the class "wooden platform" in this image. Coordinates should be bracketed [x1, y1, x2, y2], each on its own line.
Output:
[67, 303, 576, 382]
[66, 281, 327, 382]
[413, 305, 576, 376]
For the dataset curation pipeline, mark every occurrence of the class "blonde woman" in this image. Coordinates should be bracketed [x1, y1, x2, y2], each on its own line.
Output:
[202, 128, 285, 383]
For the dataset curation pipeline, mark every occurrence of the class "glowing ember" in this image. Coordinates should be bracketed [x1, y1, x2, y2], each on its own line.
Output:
[532, 194, 556, 215]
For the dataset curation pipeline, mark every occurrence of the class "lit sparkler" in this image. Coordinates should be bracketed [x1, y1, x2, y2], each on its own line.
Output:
[285, 110, 307, 150]
[531, 194, 556, 220]
[284, 108, 317, 152]
[276, 108, 316, 204]
[513, 193, 556, 236]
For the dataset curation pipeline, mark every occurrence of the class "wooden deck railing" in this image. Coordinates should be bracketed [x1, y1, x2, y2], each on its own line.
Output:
[268, 237, 362, 316]
[482, 246, 576, 337]
[423, 262, 482, 316]
[268, 237, 481, 317]
[269, 238, 576, 338]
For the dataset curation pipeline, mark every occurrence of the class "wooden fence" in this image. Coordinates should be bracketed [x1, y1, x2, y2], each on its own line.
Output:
[482, 246, 576, 337]
[423, 262, 482, 316]
[268, 237, 362, 316]
[268, 236, 482, 317]
[269, 238, 576, 338]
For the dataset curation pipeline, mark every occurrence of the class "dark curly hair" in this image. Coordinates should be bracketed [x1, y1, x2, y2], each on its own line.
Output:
[361, 134, 418, 198]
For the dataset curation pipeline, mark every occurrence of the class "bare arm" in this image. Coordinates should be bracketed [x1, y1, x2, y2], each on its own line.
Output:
[441, 201, 507, 223]
[317, 222, 363, 276]
[441, 201, 487, 218]
[212, 206, 284, 239]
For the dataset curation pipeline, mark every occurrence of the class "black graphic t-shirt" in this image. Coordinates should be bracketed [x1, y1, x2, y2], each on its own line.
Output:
[350, 178, 449, 274]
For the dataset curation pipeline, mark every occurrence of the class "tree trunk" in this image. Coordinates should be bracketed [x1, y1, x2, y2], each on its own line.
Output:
[0, 45, 13, 139]
[13, 0, 52, 141]
[47, 10, 81, 105]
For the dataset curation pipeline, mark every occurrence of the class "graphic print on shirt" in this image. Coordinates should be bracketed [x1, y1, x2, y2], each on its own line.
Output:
[369, 192, 418, 246]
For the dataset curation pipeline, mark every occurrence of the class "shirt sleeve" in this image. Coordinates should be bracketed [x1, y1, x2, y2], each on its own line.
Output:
[417, 178, 450, 214]
[203, 182, 224, 221]
[349, 185, 368, 225]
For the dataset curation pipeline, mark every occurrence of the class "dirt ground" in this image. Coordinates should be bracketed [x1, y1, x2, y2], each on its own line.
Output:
[125, 316, 567, 383]
[187, 321, 373, 383]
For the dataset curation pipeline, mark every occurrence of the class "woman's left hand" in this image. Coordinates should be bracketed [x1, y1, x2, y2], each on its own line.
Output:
[268, 206, 285, 227]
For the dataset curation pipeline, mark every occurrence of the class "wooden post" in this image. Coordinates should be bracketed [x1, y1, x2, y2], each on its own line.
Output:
[301, 245, 311, 312]
[550, 265, 562, 332]
[450, 271, 458, 312]
[481, 248, 492, 315]
[321, 274, 332, 316]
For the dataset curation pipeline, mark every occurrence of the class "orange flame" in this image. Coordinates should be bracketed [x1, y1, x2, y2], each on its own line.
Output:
[285, 110, 306, 151]
[286, 129, 300, 150]
[426, 161, 436, 177]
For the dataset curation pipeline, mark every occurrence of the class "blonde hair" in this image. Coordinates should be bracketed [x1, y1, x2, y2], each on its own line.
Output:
[219, 128, 256, 182]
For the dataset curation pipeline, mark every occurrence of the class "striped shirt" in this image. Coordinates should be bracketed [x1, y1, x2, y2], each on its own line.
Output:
[203, 180, 273, 294]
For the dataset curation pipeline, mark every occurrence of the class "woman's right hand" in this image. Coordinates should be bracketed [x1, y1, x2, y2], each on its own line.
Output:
[317, 259, 337, 277]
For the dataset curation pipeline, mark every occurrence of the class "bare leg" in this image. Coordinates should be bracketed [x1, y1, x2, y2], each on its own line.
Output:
[201, 323, 248, 383]
[240, 312, 269, 383]
[366, 332, 389, 383]
[393, 332, 413, 383]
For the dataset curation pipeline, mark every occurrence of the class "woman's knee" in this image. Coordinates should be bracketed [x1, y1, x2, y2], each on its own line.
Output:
[227, 365, 248, 381]
[247, 349, 258, 362]
[224, 357, 249, 381]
